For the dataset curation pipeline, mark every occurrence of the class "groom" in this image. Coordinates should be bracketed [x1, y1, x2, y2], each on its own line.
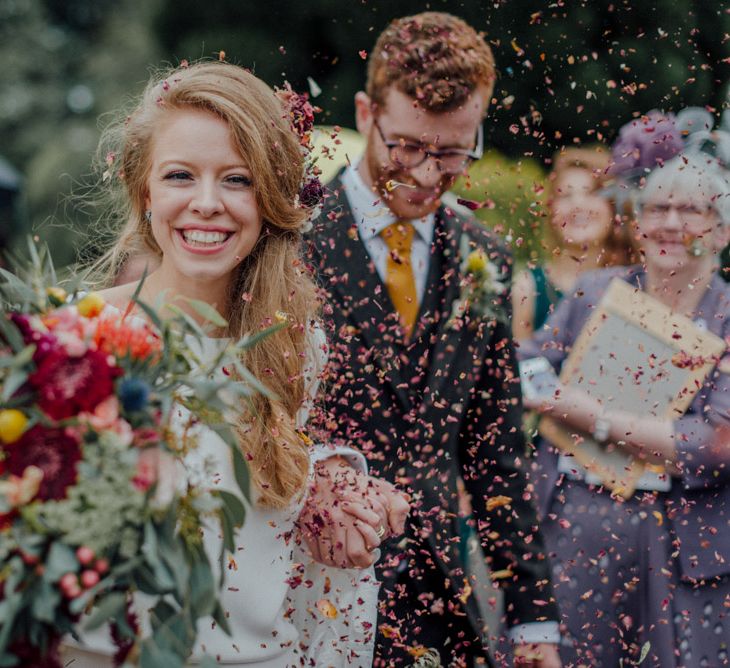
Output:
[308, 11, 561, 668]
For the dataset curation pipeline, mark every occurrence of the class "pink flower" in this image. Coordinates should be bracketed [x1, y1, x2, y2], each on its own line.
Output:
[132, 427, 161, 449]
[132, 448, 160, 492]
[0, 465, 44, 507]
[42, 307, 92, 357]
[79, 396, 134, 447]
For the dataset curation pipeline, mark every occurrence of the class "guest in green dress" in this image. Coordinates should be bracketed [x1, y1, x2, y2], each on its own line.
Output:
[512, 146, 631, 340]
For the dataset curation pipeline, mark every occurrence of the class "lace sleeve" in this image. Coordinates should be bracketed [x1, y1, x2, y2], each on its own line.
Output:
[295, 321, 328, 429]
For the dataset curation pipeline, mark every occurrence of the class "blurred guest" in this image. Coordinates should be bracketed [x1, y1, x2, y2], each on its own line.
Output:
[512, 147, 629, 341]
[518, 153, 730, 667]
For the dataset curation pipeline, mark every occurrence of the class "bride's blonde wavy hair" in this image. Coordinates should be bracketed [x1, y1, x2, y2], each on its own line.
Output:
[89, 61, 318, 509]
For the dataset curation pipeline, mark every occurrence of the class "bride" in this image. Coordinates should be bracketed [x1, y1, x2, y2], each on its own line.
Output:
[62, 60, 408, 667]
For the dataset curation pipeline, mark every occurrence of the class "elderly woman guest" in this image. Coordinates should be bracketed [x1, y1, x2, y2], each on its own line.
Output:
[61, 60, 408, 667]
[518, 153, 730, 667]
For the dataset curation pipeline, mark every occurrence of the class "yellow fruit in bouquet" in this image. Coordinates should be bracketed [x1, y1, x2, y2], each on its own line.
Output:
[77, 292, 106, 318]
[46, 287, 68, 306]
[0, 409, 28, 444]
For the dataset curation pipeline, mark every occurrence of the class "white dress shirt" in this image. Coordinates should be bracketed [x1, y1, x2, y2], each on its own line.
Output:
[340, 164, 434, 304]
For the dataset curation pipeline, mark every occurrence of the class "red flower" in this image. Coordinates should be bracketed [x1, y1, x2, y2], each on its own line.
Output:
[4, 426, 81, 501]
[110, 599, 139, 666]
[30, 348, 121, 420]
[7, 634, 63, 668]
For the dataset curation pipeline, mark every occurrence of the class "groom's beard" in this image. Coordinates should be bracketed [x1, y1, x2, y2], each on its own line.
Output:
[365, 141, 451, 221]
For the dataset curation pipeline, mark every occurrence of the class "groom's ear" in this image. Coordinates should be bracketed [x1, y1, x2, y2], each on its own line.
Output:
[354, 92, 374, 137]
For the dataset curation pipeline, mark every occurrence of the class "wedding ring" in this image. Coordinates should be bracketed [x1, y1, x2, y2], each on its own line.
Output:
[376, 525, 386, 540]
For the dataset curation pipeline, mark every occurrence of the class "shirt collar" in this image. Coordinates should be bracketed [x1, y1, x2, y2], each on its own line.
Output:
[340, 162, 435, 244]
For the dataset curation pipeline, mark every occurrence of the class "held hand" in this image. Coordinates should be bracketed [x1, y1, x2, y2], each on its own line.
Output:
[297, 457, 409, 569]
[514, 643, 562, 668]
[342, 472, 409, 538]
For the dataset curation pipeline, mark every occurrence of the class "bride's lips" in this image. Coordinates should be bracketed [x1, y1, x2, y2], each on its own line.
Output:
[175, 228, 235, 255]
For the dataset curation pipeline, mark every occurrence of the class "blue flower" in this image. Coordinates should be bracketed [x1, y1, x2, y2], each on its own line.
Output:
[118, 378, 150, 413]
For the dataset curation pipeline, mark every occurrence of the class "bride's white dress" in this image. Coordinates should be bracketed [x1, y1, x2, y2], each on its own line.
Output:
[62, 322, 378, 667]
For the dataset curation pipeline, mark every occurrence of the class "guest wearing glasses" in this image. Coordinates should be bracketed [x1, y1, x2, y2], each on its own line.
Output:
[519, 152, 730, 667]
[307, 11, 561, 668]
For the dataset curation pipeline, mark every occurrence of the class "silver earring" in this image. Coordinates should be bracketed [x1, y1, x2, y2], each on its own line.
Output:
[144, 210, 152, 223]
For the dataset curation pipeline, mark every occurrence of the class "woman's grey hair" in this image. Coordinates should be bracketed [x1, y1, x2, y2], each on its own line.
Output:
[638, 153, 730, 226]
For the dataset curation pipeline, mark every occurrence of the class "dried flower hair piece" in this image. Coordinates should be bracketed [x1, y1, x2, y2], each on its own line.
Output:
[276, 82, 326, 219]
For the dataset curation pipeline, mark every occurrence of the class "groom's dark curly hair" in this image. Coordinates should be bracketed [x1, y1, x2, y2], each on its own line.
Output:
[366, 12, 496, 112]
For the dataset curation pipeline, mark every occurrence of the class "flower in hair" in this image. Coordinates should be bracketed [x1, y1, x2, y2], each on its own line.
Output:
[277, 82, 319, 145]
[299, 176, 325, 209]
[276, 82, 326, 221]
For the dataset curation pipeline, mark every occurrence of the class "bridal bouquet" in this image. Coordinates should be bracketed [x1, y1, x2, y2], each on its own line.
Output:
[0, 250, 267, 667]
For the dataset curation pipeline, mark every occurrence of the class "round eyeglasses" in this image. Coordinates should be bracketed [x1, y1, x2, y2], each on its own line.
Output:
[373, 119, 483, 175]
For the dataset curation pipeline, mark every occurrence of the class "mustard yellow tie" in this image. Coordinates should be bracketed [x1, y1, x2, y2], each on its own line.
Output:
[381, 221, 418, 336]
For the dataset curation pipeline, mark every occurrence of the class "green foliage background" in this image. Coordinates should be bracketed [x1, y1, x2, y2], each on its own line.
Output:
[0, 0, 728, 267]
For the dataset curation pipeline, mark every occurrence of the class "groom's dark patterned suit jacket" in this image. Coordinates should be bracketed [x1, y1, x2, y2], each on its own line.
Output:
[307, 175, 559, 664]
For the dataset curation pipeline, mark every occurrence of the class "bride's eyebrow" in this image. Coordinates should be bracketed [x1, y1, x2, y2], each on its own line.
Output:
[157, 160, 250, 171]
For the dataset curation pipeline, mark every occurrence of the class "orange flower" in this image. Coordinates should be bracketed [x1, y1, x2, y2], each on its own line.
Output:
[94, 316, 161, 362]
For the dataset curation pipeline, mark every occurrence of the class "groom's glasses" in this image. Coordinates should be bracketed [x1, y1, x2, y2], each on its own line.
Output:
[373, 118, 483, 175]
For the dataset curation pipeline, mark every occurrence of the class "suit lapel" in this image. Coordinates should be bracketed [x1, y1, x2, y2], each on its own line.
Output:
[419, 211, 474, 400]
[311, 179, 413, 411]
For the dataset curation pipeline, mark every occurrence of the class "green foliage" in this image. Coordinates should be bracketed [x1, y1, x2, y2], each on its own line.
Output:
[2, 0, 728, 267]
[453, 151, 549, 264]
[0, 0, 163, 266]
[0, 247, 275, 665]
[153, 0, 729, 159]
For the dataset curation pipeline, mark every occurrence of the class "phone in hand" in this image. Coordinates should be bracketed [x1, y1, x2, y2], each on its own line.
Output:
[519, 357, 560, 403]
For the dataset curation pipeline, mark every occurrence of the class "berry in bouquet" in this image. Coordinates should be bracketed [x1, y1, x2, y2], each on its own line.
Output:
[0, 247, 274, 667]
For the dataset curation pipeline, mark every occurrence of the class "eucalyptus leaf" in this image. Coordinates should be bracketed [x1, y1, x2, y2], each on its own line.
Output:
[218, 500, 235, 555]
[148, 600, 177, 629]
[234, 322, 285, 352]
[230, 445, 251, 502]
[189, 554, 216, 618]
[232, 361, 276, 399]
[143, 530, 176, 592]
[210, 600, 231, 637]
[30, 578, 61, 623]
[164, 304, 208, 340]
[0, 344, 34, 369]
[44, 542, 78, 582]
[148, 610, 194, 660]
[83, 591, 127, 631]
[133, 299, 164, 332]
[218, 490, 246, 527]
[139, 639, 185, 668]
[129, 266, 149, 305]
[0, 316, 23, 354]
[1, 369, 29, 402]
[184, 299, 228, 328]
[0, 559, 24, 656]
[0, 268, 38, 304]
[132, 562, 168, 596]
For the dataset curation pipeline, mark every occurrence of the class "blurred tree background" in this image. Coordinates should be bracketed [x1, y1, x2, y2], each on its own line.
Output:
[1, 0, 728, 267]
